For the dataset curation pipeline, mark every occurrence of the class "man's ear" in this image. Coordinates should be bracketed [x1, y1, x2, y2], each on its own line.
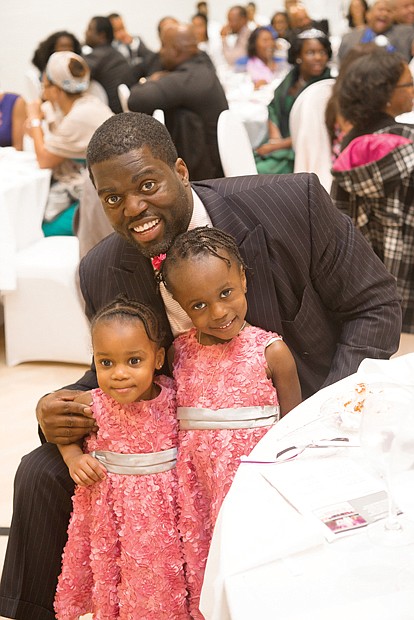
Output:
[175, 158, 189, 185]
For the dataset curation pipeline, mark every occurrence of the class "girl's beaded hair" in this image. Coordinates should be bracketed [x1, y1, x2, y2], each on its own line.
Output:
[91, 295, 165, 347]
[161, 226, 247, 289]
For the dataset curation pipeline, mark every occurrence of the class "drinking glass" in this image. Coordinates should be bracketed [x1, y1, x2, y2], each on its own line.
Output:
[359, 383, 414, 546]
[390, 411, 414, 523]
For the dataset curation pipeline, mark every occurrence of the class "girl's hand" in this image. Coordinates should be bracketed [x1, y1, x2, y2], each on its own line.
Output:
[67, 453, 106, 487]
[255, 142, 279, 156]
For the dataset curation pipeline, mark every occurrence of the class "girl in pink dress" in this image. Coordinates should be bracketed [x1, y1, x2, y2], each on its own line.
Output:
[54, 297, 189, 620]
[161, 227, 302, 619]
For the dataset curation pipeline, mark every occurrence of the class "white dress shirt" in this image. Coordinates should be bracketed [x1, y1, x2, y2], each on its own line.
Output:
[158, 189, 212, 336]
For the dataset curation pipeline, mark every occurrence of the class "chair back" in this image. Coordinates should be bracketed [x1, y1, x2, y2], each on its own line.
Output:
[153, 109, 165, 124]
[217, 109, 257, 177]
[117, 83, 131, 112]
[24, 68, 42, 102]
[88, 80, 109, 105]
[289, 78, 335, 193]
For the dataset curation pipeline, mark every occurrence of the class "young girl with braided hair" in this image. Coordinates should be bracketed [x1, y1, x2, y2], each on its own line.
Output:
[54, 296, 190, 620]
[161, 226, 302, 619]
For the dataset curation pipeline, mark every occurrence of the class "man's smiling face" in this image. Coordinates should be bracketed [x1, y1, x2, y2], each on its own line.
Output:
[91, 147, 193, 258]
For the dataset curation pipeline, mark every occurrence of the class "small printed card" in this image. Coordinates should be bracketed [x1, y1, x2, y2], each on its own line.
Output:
[262, 455, 389, 542]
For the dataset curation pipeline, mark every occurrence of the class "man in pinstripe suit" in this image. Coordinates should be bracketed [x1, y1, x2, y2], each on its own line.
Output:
[0, 113, 401, 620]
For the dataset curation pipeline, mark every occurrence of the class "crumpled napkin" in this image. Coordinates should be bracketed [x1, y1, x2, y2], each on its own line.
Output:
[356, 353, 414, 387]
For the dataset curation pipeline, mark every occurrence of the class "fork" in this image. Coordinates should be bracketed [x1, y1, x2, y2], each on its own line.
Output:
[240, 437, 359, 464]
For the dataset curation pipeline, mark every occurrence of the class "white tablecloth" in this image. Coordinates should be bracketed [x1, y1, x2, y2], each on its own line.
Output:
[200, 354, 414, 620]
[0, 148, 51, 290]
[220, 71, 283, 148]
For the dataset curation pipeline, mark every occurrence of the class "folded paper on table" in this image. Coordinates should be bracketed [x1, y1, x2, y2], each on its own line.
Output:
[262, 455, 388, 541]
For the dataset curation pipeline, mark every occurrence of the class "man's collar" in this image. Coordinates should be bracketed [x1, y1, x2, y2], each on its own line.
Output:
[188, 188, 212, 229]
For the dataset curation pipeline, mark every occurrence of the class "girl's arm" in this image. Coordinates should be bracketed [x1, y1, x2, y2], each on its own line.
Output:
[58, 443, 106, 487]
[58, 390, 106, 486]
[265, 339, 302, 417]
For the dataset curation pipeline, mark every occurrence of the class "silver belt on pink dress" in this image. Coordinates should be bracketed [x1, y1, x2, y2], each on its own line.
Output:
[177, 405, 280, 430]
[90, 447, 177, 475]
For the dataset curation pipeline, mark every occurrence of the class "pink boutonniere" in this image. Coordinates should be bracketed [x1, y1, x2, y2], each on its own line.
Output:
[151, 253, 166, 272]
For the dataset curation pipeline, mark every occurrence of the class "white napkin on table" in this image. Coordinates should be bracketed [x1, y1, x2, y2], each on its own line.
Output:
[357, 353, 414, 387]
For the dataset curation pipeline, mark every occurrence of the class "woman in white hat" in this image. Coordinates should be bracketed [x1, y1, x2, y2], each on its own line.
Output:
[26, 51, 113, 235]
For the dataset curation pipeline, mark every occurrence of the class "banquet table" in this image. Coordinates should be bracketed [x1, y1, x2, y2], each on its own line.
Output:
[200, 354, 414, 620]
[218, 69, 283, 148]
[0, 148, 51, 291]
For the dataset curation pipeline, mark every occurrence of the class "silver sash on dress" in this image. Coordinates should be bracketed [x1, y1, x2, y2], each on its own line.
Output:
[177, 405, 280, 430]
[90, 447, 177, 475]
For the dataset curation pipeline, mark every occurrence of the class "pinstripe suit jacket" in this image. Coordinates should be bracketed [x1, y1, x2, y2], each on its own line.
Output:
[77, 173, 401, 399]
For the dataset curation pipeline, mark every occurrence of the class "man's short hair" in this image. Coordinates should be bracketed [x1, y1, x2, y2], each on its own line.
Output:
[87, 112, 179, 172]
[91, 16, 114, 44]
[231, 5, 248, 19]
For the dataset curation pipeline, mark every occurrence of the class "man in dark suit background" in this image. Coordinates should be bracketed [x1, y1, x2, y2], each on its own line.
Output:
[108, 12, 154, 80]
[83, 15, 136, 113]
[0, 112, 401, 620]
[127, 23, 228, 181]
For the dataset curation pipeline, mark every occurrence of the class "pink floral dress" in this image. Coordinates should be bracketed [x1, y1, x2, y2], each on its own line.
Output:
[173, 326, 281, 619]
[54, 376, 190, 620]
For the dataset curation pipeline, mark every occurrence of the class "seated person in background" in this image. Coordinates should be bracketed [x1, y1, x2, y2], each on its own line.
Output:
[346, 0, 369, 30]
[338, 0, 414, 62]
[108, 12, 154, 79]
[32, 31, 82, 75]
[0, 90, 27, 149]
[288, 3, 330, 36]
[128, 23, 228, 180]
[197, 1, 208, 15]
[192, 12, 209, 46]
[83, 15, 135, 113]
[246, 2, 270, 29]
[192, 12, 225, 68]
[325, 42, 377, 160]
[255, 29, 332, 174]
[29, 31, 83, 101]
[220, 5, 251, 66]
[243, 27, 281, 88]
[270, 11, 292, 40]
[25, 51, 113, 236]
[331, 48, 414, 332]
[393, 0, 414, 24]
[134, 16, 180, 81]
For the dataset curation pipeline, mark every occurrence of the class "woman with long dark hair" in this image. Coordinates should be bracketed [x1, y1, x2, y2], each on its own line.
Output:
[255, 29, 332, 173]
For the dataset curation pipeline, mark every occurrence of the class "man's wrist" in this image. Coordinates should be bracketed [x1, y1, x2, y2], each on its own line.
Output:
[29, 118, 42, 128]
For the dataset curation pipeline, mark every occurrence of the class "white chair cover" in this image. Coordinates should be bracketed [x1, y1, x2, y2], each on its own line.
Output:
[3, 236, 91, 366]
[117, 83, 131, 113]
[217, 109, 257, 177]
[289, 78, 335, 193]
